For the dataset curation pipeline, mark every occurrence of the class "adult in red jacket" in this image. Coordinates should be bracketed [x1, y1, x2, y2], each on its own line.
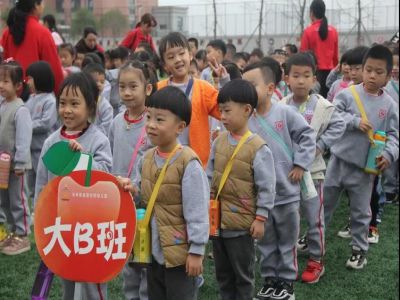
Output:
[1, 0, 64, 94]
[120, 14, 157, 53]
[300, 0, 338, 98]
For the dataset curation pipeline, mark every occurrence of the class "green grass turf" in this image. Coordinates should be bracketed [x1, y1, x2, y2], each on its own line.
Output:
[0, 199, 398, 299]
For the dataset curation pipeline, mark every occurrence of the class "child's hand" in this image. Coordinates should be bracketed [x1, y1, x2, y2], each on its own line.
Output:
[359, 119, 373, 133]
[209, 58, 228, 79]
[186, 254, 203, 277]
[250, 219, 265, 240]
[116, 176, 138, 195]
[288, 166, 305, 183]
[14, 169, 24, 176]
[69, 140, 83, 152]
[376, 155, 390, 171]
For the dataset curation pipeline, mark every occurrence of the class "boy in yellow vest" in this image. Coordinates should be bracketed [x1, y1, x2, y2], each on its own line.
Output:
[118, 86, 210, 300]
[206, 79, 276, 300]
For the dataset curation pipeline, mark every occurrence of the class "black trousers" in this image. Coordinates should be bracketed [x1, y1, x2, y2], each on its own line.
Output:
[370, 176, 380, 227]
[316, 70, 331, 98]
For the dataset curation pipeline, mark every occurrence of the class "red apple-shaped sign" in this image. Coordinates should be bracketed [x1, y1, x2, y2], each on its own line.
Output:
[34, 170, 136, 283]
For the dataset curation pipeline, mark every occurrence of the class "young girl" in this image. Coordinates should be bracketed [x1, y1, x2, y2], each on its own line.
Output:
[0, 61, 33, 255]
[109, 60, 156, 300]
[34, 72, 112, 299]
[58, 43, 80, 75]
[327, 50, 352, 102]
[25, 61, 57, 201]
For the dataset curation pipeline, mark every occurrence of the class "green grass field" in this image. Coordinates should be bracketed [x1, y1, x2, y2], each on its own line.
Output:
[0, 199, 398, 300]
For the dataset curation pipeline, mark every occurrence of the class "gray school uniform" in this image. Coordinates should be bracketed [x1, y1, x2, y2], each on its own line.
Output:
[206, 133, 276, 300]
[283, 94, 345, 261]
[94, 95, 113, 137]
[133, 148, 209, 300]
[200, 67, 230, 90]
[105, 68, 121, 117]
[109, 112, 153, 300]
[34, 125, 112, 300]
[248, 102, 316, 281]
[0, 98, 32, 236]
[324, 84, 399, 252]
[326, 69, 342, 89]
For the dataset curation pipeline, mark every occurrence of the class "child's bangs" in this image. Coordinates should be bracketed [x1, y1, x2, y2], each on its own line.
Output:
[60, 84, 81, 99]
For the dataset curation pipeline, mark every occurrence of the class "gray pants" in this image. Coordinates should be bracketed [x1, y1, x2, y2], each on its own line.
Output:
[62, 280, 107, 300]
[324, 155, 374, 252]
[300, 180, 325, 261]
[382, 159, 399, 195]
[147, 259, 197, 300]
[123, 263, 148, 300]
[258, 201, 300, 281]
[0, 172, 31, 235]
[212, 234, 255, 300]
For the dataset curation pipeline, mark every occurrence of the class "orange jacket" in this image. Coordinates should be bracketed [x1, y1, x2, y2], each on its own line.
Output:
[157, 78, 221, 167]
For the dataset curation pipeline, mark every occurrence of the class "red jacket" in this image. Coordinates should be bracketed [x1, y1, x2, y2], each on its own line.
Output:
[1, 15, 64, 94]
[300, 19, 339, 71]
[120, 28, 156, 53]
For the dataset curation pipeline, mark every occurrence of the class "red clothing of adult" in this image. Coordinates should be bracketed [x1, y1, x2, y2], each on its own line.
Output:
[1, 15, 64, 94]
[120, 27, 156, 53]
[300, 19, 339, 71]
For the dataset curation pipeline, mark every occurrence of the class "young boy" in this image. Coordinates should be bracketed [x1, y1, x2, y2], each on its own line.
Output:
[188, 37, 199, 57]
[282, 53, 345, 283]
[157, 32, 224, 167]
[83, 63, 113, 136]
[207, 79, 276, 300]
[324, 45, 399, 269]
[243, 62, 316, 300]
[119, 86, 209, 300]
[201, 39, 230, 89]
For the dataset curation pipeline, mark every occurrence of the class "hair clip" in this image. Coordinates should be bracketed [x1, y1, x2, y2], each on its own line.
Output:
[4, 57, 15, 63]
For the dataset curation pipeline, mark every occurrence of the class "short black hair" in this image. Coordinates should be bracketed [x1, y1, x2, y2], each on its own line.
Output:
[83, 27, 98, 38]
[261, 57, 282, 85]
[26, 61, 55, 93]
[250, 48, 264, 59]
[285, 44, 298, 54]
[362, 44, 393, 75]
[188, 37, 199, 49]
[347, 46, 369, 66]
[110, 46, 130, 61]
[83, 63, 106, 76]
[195, 49, 207, 61]
[243, 61, 276, 86]
[147, 86, 191, 126]
[226, 43, 237, 55]
[190, 59, 199, 70]
[82, 52, 104, 69]
[233, 52, 248, 63]
[59, 43, 75, 56]
[340, 49, 351, 65]
[58, 72, 99, 120]
[286, 53, 317, 75]
[222, 61, 242, 80]
[218, 79, 258, 110]
[159, 32, 190, 63]
[207, 39, 227, 56]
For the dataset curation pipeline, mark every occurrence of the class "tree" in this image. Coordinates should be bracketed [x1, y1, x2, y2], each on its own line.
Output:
[99, 9, 129, 38]
[71, 9, 97, 38]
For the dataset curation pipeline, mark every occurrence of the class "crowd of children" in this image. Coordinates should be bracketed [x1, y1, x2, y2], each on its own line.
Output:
[0, 17, 398, 300]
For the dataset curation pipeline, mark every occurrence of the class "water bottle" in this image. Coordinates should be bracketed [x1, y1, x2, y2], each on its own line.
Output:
[365, 131, 387, 175]
[0, 152, 11, 189]
[132, 209, 151, 265]
[31, 261, 54, 300]
[209, 199, 221, 239]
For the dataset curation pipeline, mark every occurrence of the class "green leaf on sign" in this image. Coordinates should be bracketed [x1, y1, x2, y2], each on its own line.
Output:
[42, 141, 81, 176]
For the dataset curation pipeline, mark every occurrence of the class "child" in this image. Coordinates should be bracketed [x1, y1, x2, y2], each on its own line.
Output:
[157, 32, 223, 167]
[324, 45, 399, 269]
[347, 46, 370, 86]
[119, 86, 209, 300]
[282, 53, 345, 283]
[385, 46, 399, 104]
[83, 63, 113, 136]
[201, 39, 230, 89]
[110, 46, 130, 69]
[0, 61, 32, 255]
[34, 72, 112, 298]
[188, 37, 199, 57]
[243, 61, 316, 300]
[207, 79, 276, 300]
[58, 43, 80, 74]
[25, 61, 57, 201]
[109, 60, 156, 300]
[261, 57, 286, 103]
[233, 52, 248, 73]
[189, 59, 201, 79]
[327, 50, 352, 102]
[73, 47, 85, 69]
[195, 50, 208, 73]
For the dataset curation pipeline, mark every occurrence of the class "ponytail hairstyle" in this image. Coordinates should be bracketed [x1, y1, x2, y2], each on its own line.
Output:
[0, 60, 30, 101]
[7, 0, 43, 46]
[310, 0, 328, 41]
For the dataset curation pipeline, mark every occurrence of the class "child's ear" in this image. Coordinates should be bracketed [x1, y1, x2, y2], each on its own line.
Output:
[176, 120, 187, 135]
[244, 104, 253, 117]
[313, 75, 317, 83]
[266, 82, 275, 96]
[145, 83, 153, 96]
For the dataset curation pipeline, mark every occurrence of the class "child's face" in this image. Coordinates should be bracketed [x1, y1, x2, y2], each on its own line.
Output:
[119, 69, 151, 111]
[342, 63, 351, 80]
[59, 48, 74, 68]
[90, 72, 106, 93]
[392, 55, 399, 81]
[189, 64, 200, 79]
[349, 64, 363, 84]
[0, 73, 19, 100]
[58, 86, 90, 132]
[243, 68, 275, 109]
[163, 46, 191, 82]
[206, 46, 223, 64]
[286, 65, 316, 101]
[27, 76, 36, 93]
[105, 55, 114, 70]
[188, 41, 198, 57]
[145, 107, 186, 149]
[74, 53, 85, 69]
[363, 58, 391, 93]
[195, 58, 207, 72]
[235, 58, 247, 72]
[113, 58, 123, 69]
[219, 101, 252, 134]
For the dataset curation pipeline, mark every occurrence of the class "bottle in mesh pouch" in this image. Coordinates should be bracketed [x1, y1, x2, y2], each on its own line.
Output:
[0, 152, 11, 189]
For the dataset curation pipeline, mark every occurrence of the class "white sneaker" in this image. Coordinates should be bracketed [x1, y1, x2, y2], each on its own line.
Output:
[367, 227, 379, 244]
[296, 235, 308, 253]
[337, 223, 351, 239]
[346, 247, 367, 270]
